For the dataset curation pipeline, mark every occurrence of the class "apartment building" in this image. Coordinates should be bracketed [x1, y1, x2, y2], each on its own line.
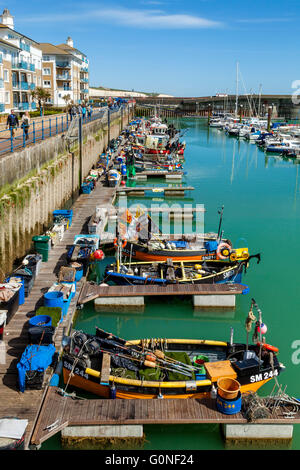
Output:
[40, 37, 89, 107]
[0, 9, 42, 113]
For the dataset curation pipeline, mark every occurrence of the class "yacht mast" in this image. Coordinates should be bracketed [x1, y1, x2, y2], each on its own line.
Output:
[234, 61, 239, 117]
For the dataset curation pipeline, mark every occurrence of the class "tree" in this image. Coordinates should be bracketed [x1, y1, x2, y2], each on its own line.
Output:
[31, 87, 51, 116]
[63, 94, 72, 113]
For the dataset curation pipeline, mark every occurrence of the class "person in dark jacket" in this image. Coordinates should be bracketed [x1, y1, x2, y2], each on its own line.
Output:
[6, 110, 19, 138]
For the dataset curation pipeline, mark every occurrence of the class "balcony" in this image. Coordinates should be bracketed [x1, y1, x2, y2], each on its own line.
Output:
[81, 78, 88, 83]
[81, 67, 88, 73]
[12, 82, 31, 90]
[56, 62, 71, 69]
[12, 61, 29, 70]
[13, 103, 29, 111]
[81, 89, 89, 94]
[20, 42, 30, 52]
[56, 74, 71, 80]
[58, 86, 72, 91]
[29, 64, 35, 72]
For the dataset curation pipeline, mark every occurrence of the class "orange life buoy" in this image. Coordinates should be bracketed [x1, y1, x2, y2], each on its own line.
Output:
[257, 342, 279, 353]
[217, 242, 231, 260]
[113, 238, 127, 249]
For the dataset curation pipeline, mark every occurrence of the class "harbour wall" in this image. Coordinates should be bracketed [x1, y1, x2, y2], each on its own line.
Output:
[0, 106, 134, 278]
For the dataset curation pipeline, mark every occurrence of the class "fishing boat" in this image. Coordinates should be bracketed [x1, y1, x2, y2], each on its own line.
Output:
[104, 255, 260, 286]
[120, 207, 253, 264]
[62, 300, 284, 399]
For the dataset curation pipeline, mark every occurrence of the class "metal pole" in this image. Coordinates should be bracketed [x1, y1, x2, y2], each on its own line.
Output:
[42, 119, 44, 140]
[79, 116, 83, 187]
[107, 108, 111, 147]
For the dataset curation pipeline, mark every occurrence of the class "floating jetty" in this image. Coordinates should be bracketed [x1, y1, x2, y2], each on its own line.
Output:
[78, 282, 248, 311]
[116, 186, 194, 197]
[30, 386, 300, 449]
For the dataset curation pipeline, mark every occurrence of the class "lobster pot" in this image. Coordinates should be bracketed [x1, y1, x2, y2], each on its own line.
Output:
[216, 391, 242, 415]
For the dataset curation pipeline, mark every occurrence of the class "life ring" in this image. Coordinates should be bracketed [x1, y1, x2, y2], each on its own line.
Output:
[217, 243, 231, 260]
[257, 342, 279, 353]
[113, 238, 127, 249]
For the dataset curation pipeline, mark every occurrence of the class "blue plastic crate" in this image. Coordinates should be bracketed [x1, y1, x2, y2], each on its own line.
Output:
[53, 210, 73, 227]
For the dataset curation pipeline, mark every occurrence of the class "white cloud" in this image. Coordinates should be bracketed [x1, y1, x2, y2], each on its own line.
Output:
[18, 6, 222, 30]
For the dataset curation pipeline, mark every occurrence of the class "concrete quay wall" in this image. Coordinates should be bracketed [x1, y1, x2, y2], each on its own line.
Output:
[0, 107, 133, 277]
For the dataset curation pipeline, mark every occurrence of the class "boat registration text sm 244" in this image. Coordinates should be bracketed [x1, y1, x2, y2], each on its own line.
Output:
[250, 369, 278, 383]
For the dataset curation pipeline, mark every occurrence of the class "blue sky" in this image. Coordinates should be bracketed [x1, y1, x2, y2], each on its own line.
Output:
[6, 0, 300, 96]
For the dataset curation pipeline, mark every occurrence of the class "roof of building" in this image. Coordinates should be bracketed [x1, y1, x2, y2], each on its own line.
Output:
[0, 38, 20, 50]
[0, 24, 40, 46]
[39, 43, 70, 55]
[56, 43, 87, 58]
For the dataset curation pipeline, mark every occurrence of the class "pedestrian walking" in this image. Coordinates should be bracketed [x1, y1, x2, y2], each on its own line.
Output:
[82, 105, 86, 121]
[21, 111, 30, 141]
[6, 109, 19, 138]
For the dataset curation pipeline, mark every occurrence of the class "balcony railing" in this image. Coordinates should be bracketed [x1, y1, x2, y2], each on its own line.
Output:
[29, 64, 35, 72]
[81, 78, 88, 83]
[58, 87, 72, 91]
[56, 62, 71, 68]
[0, 103, 5, 112]
[12, 82, 32, 90]
[81, 67, 88, 73]
[12, 61, 29, 70]
[57, 75, 71, 80]
[20, 43, 30, 52]
[81, 89, 89, 94]
[13, 103, 30, 111]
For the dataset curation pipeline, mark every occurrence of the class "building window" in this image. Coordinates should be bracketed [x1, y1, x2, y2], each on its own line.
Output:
[33, 75, 36, 84]
[43, 80, 51, 88]
[43, 55, 50, 61]
[43, 68, 51, 75]
[5, 91, 10, 104]
[4, 69, 9, 82]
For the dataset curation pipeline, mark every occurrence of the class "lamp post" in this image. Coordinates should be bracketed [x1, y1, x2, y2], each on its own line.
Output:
[239, 104, 243, 123]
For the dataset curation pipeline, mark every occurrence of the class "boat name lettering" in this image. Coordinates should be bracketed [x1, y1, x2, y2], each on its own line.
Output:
[64, 360, 89, 379]
[250, 369, 278, 383]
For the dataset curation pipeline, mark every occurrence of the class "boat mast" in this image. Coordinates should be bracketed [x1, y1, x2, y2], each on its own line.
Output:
[258, 84, 262, 118]
[217, 205, 224, 242]
[234, 61, 239, 118]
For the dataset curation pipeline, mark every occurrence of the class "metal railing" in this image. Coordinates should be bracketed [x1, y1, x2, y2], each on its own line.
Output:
[0, 105, 127, 156]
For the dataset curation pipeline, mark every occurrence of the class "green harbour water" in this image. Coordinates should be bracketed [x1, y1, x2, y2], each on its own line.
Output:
[43, 118, 300, 450]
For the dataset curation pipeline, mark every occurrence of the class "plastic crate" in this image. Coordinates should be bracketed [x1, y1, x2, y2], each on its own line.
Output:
[53, 210, 73, 227]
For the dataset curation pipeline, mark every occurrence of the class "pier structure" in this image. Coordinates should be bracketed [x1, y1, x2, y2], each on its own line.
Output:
[135, 94, 300, 121]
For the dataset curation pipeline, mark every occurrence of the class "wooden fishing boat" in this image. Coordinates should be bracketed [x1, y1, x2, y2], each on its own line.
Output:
[122, 237, 251, 263]
[62, 304, 284, 400]
[103, 255, 260, 286]
[119, 207, 253, 264]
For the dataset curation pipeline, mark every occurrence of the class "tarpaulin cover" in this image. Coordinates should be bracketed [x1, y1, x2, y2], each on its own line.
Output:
[17, 344, 56, 392]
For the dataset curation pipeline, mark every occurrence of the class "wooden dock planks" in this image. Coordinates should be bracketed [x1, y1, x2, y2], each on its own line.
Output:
[0, 178, 118, 449]
[78, 282, 247, 304]
[30, 386, 300, 446]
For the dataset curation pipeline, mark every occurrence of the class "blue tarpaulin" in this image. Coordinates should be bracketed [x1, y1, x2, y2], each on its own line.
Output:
[17, 344, 56, 392]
